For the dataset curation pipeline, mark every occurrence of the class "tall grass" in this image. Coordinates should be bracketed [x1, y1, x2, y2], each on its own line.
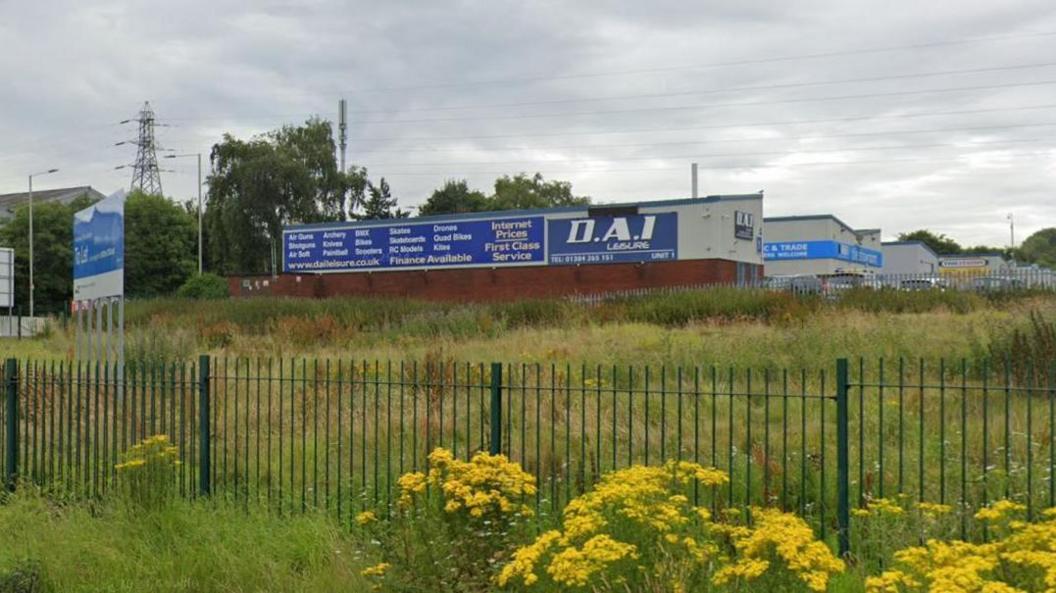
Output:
[120, 287, 1022, 339]
[19, 293, 1053, 376]
[0, 489, 368, 593]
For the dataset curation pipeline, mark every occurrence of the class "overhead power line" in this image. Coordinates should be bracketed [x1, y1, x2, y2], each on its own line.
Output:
[356, 121, 1056, 154]
[161, 60, 1056, 121]
[341, 30, 1056, 93]
[361, 138, 1044, 168]
[353, 103, 1056, 142]
[329, 61, 1056, 116]
[349, 79, 1056, 125]
[358, 150, 1051, 176]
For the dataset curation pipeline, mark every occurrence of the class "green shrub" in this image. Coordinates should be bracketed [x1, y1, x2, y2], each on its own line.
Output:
[175, 273, 229, 299]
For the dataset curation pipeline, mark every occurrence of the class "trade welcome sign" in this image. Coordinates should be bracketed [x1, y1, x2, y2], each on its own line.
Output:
[73, 194, 125, 300]
[763, 240, 883, 268]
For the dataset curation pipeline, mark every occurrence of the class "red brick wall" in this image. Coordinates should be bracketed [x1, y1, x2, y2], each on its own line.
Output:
[229, 259, 757, 301]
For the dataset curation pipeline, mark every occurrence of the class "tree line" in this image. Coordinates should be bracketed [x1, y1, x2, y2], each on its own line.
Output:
[203, 118, 590, 276]
[0, 118, 590, 310]
[0, 191, 197, 313]
[2, 117, 1053, 312]
[897, 229, 1056, 268]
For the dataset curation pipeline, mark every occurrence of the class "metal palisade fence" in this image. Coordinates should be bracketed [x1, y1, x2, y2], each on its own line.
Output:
[1, 355, 1054, 554]
[567, 268, 1056, 304]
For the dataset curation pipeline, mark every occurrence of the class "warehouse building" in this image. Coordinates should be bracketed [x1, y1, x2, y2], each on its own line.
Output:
[232, 193, 765, 300]
[0, 186, 106, 221]
[882, 241, 939, 275]
[938, 253, 1009, 276]
[762, 214, 883, 276]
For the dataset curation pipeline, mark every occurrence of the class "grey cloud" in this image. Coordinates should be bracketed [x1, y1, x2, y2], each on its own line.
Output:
[1, 0, 1054, 246]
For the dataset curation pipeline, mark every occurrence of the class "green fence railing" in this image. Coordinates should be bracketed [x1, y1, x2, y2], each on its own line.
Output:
[2, 355, 1053, 555]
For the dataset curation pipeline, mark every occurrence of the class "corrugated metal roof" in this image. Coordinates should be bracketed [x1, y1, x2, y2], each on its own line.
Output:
[881, 240, 940, 259]
[0, 186, 105, 218]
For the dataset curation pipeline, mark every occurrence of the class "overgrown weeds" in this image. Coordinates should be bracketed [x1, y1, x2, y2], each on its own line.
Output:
[988, 310, 1056, 383]
[118, 288, 1047, 348]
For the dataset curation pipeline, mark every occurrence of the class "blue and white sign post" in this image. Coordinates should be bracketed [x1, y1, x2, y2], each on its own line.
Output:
[73, 193, 125, 366]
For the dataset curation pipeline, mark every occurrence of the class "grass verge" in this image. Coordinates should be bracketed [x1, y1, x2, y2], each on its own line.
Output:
[0, 488, 369, 593]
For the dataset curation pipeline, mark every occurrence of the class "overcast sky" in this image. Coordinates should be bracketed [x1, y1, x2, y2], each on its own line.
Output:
[2, 0, 1055, 246]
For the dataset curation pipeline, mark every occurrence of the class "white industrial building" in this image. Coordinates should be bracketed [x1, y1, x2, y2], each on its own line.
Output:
[763, 215, 884, 276]
[272, 193, 767, 299]
[882, 241, 940, 275]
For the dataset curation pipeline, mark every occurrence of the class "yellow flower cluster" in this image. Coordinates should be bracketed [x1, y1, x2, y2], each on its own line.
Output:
[355, 511, 377, 526]
[360, 562, 390, 577]
[867, 501, 1056, 593]
[545, 534, 638, 587]
[497, 461, 731, 590]
[114, 458, 146, 471]
[714, 507, 845, 593]
[867, 539, 1003, 593]
[853, 497, 905, 518]
[114, 434, 182, 509]
[917, 502, 954, 519]
[396, 471, 427, 508]
[560, 461, 728, 538]
[974, 499, 1026, 523]
[500, 530, 563, 587]
[116, 434, 180, 472]
[398, 448, 536, 519]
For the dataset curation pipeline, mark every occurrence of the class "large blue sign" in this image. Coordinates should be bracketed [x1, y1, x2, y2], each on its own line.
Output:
[284, 216, 545, 272]
[73, 194, 124, 300]
[763, 240, 883, 267]
[548, 213, 678, 265]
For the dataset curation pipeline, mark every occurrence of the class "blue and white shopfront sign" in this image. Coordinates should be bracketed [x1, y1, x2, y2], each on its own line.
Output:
[547, 213, 678, 265]
[285, 210, 682, 273]
[763, 240, 883, 268]
[284, 216, 545, 273]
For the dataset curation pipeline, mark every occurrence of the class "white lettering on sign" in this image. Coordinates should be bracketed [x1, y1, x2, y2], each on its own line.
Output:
[600, 218, 631, 242]
[640, 216, 656, 240]
[567, 220, 595, 243]
[564, 216, 657, 244]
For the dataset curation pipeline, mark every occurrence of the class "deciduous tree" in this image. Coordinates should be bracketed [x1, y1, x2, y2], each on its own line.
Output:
[205, 118, 350, 275]
[1019, 228, 1056, 268]
[418, 179, 488, 216]
[897, 230, 962, 255]
[124, 191, 196, 298]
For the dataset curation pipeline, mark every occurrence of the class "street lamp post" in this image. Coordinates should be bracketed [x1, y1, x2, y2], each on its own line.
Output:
[28, 168, 59, 318]
[164, 153, 203, 274]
